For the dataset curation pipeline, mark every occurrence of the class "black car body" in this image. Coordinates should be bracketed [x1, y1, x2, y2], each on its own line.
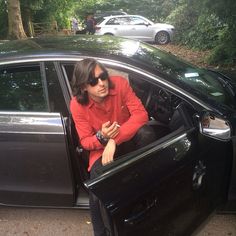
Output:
[0, 35, 235, 236]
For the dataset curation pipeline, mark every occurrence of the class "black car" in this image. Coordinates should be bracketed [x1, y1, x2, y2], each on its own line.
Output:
[0, 35, 235, 236]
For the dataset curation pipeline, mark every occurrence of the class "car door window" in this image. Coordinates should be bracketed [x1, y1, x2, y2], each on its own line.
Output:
[0, 64, 48, 111]
[130, 17, 148, 25]
[106, 17, 131, 25]
[45, 62, 68, 116]
[63, 62, 191, 155]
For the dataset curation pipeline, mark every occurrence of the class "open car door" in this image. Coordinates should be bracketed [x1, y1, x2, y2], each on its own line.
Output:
[85, 104, 232, 236]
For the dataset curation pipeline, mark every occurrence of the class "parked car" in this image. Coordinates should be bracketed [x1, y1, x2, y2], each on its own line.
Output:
[95, 15, 175, 44]
[0, 35, 235, 236]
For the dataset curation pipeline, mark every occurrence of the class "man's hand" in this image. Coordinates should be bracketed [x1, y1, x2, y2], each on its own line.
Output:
[102, 139, 116, 165]
[101, 121, 120, 139]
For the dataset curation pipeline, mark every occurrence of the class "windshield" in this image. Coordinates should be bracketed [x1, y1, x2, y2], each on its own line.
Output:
[133, 43, 235, 109]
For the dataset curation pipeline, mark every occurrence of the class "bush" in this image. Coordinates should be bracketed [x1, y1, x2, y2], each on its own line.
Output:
[207, 26, 236, 65]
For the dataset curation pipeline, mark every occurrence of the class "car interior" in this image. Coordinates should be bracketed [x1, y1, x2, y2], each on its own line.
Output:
[62, 63, 196, 206]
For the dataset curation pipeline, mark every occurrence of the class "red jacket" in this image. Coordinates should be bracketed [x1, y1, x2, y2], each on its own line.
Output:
[70, 76, 148, 171]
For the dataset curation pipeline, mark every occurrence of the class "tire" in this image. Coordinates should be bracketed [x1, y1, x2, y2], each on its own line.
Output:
[155, 31, 170, 45]
[104, 33, 114, 36]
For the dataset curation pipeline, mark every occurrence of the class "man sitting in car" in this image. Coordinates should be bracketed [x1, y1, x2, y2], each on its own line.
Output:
[70, 58, 156, 236]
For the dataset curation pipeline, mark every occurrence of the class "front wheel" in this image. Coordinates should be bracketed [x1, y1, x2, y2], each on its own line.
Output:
[155, 31, 170, 45]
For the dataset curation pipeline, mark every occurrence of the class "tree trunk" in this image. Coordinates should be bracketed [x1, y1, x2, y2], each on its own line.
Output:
[7, 0, 27, 39]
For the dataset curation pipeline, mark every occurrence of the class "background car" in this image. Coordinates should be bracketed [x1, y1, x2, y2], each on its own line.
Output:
[0, 35, 235, 236]
[95, 14, 175, 44]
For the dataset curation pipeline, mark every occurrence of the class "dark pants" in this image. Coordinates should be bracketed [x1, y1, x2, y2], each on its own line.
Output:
[89, 125, 156, 236]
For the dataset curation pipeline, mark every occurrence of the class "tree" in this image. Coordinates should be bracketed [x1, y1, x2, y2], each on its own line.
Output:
[7, 0, 27, 39]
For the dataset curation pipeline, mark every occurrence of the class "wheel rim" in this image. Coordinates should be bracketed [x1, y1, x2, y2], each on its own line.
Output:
[156, 32, 169, 44]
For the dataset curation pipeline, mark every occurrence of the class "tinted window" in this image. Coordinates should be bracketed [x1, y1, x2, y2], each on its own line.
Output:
[0, 64, 48, 111]
[133, 43, 236, 109]
[45, 62, 68, 116]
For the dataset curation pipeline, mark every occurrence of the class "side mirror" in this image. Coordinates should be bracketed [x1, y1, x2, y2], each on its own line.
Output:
[199, 112, 231, 141]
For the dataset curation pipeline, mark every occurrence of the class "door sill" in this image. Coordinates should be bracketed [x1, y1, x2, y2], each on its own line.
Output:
[75, 186, 89, 209]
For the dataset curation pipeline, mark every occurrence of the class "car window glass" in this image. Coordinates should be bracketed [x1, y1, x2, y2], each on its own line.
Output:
[133, 43, 236, 109]
[106, 17, 130, 25]
[130, 17, 148, 25]
[45, 62, 68, 116]
[0, 64, 48, 111]
[62, 64, 74, 84]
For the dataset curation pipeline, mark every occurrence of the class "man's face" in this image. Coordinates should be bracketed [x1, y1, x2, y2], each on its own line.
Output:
[85, 65, 109, 103]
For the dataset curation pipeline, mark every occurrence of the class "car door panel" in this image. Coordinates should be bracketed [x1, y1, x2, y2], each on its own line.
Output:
[85, 127, 207, 235]
[127, 17, 153, 41]
[128, 26, 153, 41]
[85, 105, 231, 236]
[0, 112, 74, 207]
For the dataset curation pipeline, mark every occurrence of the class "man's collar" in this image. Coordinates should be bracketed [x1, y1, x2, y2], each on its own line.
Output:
[88, 88, 116, 108]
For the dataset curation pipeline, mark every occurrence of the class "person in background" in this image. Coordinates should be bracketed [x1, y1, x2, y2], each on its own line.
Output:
[85, 13, 96, 34]
[70, 58, 156, 236]
[71, 17, 78, 35]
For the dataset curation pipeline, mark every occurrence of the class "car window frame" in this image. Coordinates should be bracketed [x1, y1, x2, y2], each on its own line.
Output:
[0, 62, 50, 112]
[60, 59, 199, 172]
[130, 16, 149, 25]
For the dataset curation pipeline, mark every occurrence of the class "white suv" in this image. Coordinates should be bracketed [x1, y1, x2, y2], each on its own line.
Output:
[95, 15, 175, 44]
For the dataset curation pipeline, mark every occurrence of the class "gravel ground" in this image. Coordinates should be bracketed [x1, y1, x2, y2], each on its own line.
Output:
[0, 207, 235, 236]
[195, 214, 236, 236]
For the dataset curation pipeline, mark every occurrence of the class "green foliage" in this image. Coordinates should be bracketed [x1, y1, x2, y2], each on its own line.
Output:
[1, 0, 235, 65]
[0, 0, 8, 39]
[165, 0, 236, 65]
[19, 0, 79, 30]
[191, 13, 223, 49]
[74, 0, 177, 23]
[207, 26, 236, 65]
[166, 3, 196, 43]
[171, 10, 225, 50]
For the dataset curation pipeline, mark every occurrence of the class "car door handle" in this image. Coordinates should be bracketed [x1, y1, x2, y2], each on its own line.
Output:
[124, 197, 157, 225]
[192, 160, 206, 190]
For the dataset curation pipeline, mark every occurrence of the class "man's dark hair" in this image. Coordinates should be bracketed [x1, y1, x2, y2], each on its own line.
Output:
[71, 58, 114, 105]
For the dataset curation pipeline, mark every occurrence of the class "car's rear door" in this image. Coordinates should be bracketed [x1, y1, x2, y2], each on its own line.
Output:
[0, 62, 74, 207]
[106, 16, 135, 37]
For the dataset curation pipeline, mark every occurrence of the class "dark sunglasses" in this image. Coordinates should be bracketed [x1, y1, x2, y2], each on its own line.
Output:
[88, 71, 109, 87]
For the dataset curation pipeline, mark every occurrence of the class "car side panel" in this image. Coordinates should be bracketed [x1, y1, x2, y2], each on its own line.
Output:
[126, 25, 154, 41]
[0, 112, 74, 206]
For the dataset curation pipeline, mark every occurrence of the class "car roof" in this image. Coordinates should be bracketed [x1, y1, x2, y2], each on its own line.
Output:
[0, 35, 143, 64]
[95, 11, 127, 17]
[104, 14, 145, 19]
